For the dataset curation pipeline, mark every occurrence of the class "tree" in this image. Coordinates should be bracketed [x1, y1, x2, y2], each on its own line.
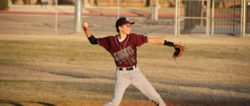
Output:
[0, 0, 9, 10]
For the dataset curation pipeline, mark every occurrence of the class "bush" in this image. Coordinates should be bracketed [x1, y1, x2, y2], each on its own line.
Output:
[0, 0, 9, 10]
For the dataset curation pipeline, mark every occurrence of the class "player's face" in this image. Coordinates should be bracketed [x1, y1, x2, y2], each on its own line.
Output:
[120, 23, 132, 35]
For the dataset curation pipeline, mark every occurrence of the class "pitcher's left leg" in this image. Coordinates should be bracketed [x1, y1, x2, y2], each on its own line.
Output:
[132, 71, 166, 106]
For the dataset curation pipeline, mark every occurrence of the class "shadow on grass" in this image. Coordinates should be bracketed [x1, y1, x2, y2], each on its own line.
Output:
[0, 99, 23, 106]
[1, 62, 115, 80]
[159, 80, 250, 94]
[0, 99, 56, 106]
[29, 101, 56, 106]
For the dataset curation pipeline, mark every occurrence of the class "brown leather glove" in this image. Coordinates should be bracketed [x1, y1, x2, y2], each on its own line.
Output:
[173, 44, 185, 58]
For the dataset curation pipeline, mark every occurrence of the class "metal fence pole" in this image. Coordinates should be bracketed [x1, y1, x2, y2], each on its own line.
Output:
[178, 0, 181, 36]
[55, 0, 58, 34]
[151, 0, 159, 21]
[175, 0, 179, 36]
[211, 0, 215, 36]
[242, 0, 247, 38]
[117, 0, 120, 18]
[75, 0, 82, 32]
[206, 0, 211, 36]
[241, 0, 244, 37]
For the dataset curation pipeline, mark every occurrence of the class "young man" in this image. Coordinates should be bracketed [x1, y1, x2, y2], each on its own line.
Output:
[82, 17, 184, 106]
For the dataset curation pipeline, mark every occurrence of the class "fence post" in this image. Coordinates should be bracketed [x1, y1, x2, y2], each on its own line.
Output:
[242, 0, 246, 38]
[175, 0, 179, 36]
[117, 0, 120, 18]
[206, 0, 211, 36]
[55, 0, 58, 34]
[75, 0, 82, 32]
[211, 0, 215, 36]
[151, 0, 159, 21]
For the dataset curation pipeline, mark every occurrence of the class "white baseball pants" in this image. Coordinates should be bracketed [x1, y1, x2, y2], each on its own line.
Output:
[104, 67, 166, 106]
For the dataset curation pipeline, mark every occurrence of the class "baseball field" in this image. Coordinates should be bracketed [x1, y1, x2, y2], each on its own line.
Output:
[0, 34, 250, 106]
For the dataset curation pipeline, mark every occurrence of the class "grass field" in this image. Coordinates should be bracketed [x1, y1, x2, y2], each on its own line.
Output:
[0, 34, 250, 106]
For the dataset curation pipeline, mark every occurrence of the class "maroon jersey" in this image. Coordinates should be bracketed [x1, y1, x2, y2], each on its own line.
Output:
[97, 33, 148, 67]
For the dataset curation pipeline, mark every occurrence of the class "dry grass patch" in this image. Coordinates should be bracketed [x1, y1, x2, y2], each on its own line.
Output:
[0, 34, 250, 105]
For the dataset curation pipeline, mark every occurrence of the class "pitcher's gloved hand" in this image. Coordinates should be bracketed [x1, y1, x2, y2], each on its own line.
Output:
[173, 44, 185, 58]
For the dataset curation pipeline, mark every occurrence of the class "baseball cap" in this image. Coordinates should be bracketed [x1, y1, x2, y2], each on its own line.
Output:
[116, 17, 135, 32]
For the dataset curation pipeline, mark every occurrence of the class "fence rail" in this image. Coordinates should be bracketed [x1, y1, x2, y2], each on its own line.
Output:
[212, 0, 242, 36]
[175, 0, 248, 37]
[7, 0, 249, 37]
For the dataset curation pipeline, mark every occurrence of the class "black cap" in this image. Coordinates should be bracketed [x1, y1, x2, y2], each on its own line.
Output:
[115, 17, 135, 32]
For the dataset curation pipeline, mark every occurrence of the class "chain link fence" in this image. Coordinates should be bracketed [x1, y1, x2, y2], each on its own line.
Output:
[175, 0, 248, 37]
[88, 0, 180, 7]
[211, 0, 242, 36]
[177, 0, 210, 35]
[3, 0, 249, 37]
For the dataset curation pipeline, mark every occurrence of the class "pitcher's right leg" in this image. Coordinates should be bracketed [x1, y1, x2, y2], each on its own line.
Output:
[104, 71, 130, 106]
[132, 70, 166, 106]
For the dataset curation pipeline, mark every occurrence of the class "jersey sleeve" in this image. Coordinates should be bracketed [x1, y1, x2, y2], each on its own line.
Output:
[134, 34, 148, 46]
[97, 36, 111, 51]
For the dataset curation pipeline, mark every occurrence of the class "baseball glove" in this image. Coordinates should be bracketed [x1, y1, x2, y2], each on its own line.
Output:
[173, 44, 185, 58]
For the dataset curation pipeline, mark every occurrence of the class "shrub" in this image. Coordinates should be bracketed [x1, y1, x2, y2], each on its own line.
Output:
[0, 0, 9, 10]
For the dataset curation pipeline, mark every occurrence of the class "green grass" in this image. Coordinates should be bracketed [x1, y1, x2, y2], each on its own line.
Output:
[0, 40, 110, 64]
[0, 35, 250, 105]
[0, 80, 112, 101]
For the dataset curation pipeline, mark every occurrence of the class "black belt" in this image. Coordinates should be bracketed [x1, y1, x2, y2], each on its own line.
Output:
[118, 65, 136, 71]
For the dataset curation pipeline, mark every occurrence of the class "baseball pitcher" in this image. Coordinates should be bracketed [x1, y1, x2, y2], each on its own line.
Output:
[82, 17, 184, 106]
